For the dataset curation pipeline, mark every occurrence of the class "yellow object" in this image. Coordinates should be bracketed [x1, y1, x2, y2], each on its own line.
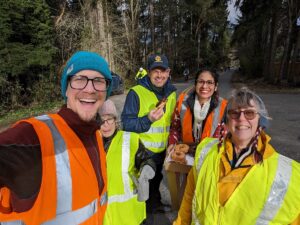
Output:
[131, 85, 176, 153]
[135, 68, 147, 80]
[174, 134, 300, 225]
[104, 131, 146, 225]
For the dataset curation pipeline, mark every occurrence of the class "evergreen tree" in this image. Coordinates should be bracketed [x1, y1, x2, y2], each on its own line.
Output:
[0, 0, 57, 111]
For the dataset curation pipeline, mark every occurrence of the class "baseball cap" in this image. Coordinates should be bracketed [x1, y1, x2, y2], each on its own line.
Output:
[147, 54, 169, 70]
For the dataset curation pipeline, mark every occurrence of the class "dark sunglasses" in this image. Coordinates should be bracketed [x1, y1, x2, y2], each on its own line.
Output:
[228, 109, 258, 120]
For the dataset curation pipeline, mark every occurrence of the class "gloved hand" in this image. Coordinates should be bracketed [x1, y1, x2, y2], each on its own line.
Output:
[132, 165, 155, 202]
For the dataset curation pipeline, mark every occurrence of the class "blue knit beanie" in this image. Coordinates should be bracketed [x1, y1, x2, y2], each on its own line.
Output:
[61, 51, 112, 99]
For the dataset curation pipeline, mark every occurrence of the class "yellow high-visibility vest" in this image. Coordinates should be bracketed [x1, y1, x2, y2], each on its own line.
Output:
[132, 85, 176, 153]
[135, 69, 147, 80]
[104, 131, 145, 225]
[192, 138, 300, 225]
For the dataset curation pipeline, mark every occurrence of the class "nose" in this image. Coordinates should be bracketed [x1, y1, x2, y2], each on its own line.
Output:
[237, 111, 247, 120]
[156, 71, 163, 76]
[202, 82, 209, 87]
[84, 80, 95, 92]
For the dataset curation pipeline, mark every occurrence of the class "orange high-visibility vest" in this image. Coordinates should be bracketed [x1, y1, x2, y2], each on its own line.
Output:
[0, 188, 11, 214]
[0, 114, 107, 225]
[177, 89, 227, 143]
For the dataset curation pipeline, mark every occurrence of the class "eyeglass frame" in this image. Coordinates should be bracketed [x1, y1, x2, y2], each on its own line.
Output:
[100, 117, 116, 126]
[69, 75, 111, 92]
[196, 79, 215, 86]
[227, 109, 259, 120]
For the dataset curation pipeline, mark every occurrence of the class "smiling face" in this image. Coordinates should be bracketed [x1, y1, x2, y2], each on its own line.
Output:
[148, 68, 170, 88]
[226, 100, 260, 149]
[66, 70, 107, 122]
[195, 71, 217, 104]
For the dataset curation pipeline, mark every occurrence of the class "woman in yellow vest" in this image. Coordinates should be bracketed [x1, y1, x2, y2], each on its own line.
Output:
[174, 87, 300, 225]
[168, 68, 227, 150]
[99, 100, 156, 225]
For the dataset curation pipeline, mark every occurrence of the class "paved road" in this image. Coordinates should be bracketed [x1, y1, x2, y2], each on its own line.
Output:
[219, 71, 300, 162]
[110, 70, 300, 224]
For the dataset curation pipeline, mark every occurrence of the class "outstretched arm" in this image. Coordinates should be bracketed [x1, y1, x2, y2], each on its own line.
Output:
[0, 123, 42, 212]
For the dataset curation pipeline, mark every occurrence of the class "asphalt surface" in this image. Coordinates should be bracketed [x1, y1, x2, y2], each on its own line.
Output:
[110, 70, 300, 224]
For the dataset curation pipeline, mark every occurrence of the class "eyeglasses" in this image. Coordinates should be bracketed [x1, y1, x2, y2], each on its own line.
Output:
[70, 75, 110, 91]
[228, 109, 258, 120]
[196, 79, 215, 86]
[100, 117, 115, 126]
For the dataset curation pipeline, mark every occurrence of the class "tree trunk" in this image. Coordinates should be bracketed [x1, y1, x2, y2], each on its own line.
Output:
[263, 10, 278, 83]
[149, 0, 155, 52]
[104, 0, 114, 70]
[197, 31, 201, 69]
[278, 0, 295, 83]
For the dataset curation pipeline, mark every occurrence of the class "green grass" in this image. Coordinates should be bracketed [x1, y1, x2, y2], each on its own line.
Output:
[0, 100, 64, 127]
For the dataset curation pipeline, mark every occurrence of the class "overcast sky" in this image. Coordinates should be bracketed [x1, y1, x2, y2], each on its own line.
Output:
[227, 0, 241, 24]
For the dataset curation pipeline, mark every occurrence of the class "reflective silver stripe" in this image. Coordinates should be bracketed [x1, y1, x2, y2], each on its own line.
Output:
[142, 140, 165, 149]
[196, 139, 218, 174]
[191, 216, 202, 225]
[100, 192, 108, 206]
[108, 132, 136, 204]
[1, 221, 25, 225]
[166, 126, 170, 133]
[180, 91, 191, 125]
[192, 139, 218, 225]
[192, 197, 202, 225]
[210, 101, 221, 135]
[145, 126, 166, 134]
[180, 103, 187, 125]
[43, 199, 98, 225]
[255, 155, 292, 225]
[35, 115, 72, 214]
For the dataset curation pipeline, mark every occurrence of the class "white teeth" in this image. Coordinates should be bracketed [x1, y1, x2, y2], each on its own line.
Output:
[80, 98, 96, 103]
[236, 125, 249, 130]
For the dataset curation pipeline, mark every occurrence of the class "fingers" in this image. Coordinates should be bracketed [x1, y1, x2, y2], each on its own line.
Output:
[148, 107, 164, 122]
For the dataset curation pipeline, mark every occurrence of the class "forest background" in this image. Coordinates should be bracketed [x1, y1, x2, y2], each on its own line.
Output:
[0, 0, 299, 126]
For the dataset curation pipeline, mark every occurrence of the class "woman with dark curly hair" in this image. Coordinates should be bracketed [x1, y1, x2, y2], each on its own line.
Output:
[167, 68, 227, 151]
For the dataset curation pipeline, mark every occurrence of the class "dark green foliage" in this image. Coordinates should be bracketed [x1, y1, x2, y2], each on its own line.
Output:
[0, 0, 57, 113]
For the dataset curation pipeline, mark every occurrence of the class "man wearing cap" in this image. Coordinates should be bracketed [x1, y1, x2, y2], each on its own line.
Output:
[121, 54, 176, 214]
[0, 51, 112, 224]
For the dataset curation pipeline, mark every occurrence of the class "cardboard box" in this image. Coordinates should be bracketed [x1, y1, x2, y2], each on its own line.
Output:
[164, 161, 192, 210]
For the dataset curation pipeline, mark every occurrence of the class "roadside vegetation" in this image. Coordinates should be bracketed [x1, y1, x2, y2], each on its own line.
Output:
[0, 100, 63, 128]
[0, 0, 299, 126]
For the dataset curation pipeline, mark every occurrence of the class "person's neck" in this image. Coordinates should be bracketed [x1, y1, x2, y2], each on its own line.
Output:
[151, 83, 163, 93]
[233, 142, 249, 156]
[197, 96, 211, 106]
